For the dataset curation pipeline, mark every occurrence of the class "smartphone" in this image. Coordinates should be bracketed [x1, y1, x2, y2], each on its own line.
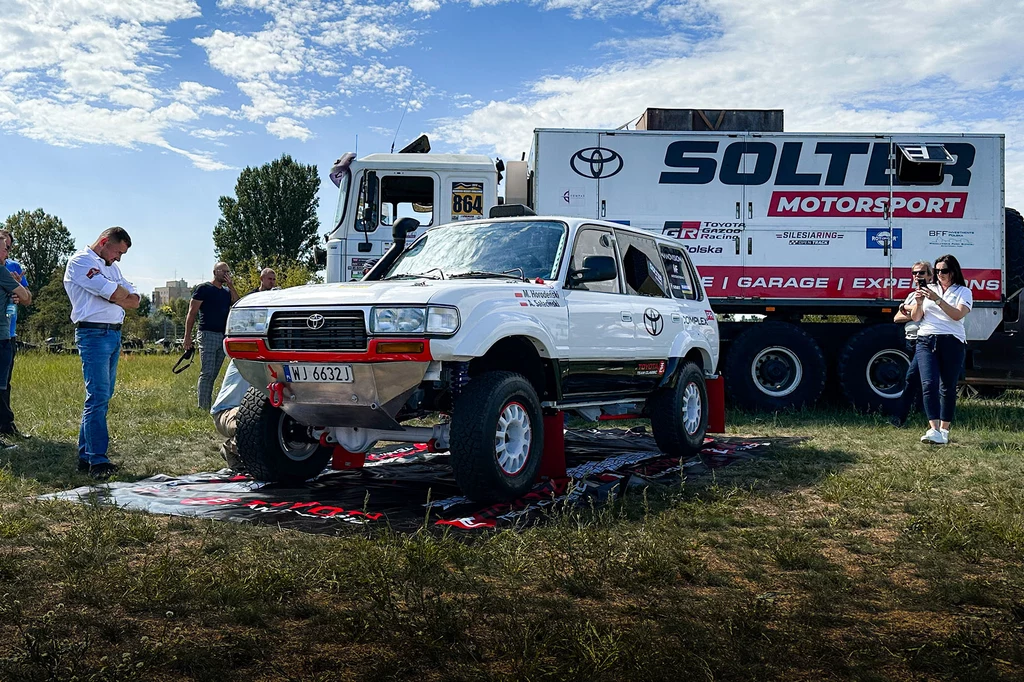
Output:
[915, 276, 927, 289]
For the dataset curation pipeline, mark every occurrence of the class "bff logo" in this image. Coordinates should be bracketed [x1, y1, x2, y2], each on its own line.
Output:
[86, 268, 101, 279]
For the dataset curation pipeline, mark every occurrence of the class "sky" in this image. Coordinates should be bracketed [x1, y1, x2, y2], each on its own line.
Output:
[2, 0, 1024, 296]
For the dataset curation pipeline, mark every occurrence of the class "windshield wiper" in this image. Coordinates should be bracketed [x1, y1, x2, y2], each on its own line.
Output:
[385, 268, 445, 281]
[450, 269, 528, 281]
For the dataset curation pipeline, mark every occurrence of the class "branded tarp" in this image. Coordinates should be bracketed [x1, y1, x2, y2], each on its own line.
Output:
[42, 429, 784, 534]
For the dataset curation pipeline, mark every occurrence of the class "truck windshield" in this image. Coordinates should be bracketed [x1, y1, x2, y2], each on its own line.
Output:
[385, 221, 567, 281]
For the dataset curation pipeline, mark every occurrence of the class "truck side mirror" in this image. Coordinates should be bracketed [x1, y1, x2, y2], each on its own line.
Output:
[569, 255, 617, 285]
[313, 246, 327, 268]
[361, 171, 379, 230]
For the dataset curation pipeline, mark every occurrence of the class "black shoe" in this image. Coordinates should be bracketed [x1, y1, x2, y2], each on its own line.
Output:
[0, 437, 16, 451]
[77, 459, 90, 472]
[888, 414, 907, 428]
[87, 462, 118, 480]
[7, 425, 31, 440]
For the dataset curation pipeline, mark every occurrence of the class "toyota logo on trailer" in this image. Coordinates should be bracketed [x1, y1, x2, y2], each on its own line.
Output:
[306, 314, 326, 330]
[570, 147, 624, 179]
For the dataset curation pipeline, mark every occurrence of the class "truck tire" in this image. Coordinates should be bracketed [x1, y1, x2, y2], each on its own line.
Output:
[1007, 208, 1024, 296]
[235, 387, 332, 483]
[648, 361, 708, 457]
[837, 324, 910, 414]
[725, 322, 826, 411]
[450, 371, 544, 503]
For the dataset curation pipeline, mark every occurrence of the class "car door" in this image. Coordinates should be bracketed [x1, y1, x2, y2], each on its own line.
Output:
[613, 229, 680, 372]
[561, 226, 636, 396]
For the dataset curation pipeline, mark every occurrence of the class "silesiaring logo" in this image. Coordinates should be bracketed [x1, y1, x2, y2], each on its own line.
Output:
[570, 147, 624, 179]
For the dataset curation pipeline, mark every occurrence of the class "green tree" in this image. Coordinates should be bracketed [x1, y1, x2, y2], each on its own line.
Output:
[26, 278, 73, 340]
[234, 258, 322, 295]
[137, 293, 152, 318]
[213, 154, 321, 268]
[4, 209, 76, 294]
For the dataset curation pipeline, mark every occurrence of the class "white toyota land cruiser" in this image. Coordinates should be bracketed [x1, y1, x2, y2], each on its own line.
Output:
[224, 214, 720, 502]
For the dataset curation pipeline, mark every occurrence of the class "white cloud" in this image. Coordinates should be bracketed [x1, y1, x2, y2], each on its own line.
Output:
[190, 127, 239, 139]
[265, 116, 312, 140]
[409, 0, 441, 11]
[175, 81, 222, 103]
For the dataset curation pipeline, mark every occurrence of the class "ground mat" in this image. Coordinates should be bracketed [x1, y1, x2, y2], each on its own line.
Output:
[42, 429, 787, 534]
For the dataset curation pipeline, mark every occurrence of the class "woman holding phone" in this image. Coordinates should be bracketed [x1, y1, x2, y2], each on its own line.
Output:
[910, 254, 973, 444]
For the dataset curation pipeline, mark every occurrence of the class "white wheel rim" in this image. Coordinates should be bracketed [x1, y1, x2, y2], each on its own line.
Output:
[751, 346, 803, 397]
[865, 349, 911, 399]
[278, 413, 318, 462]
[495, 401, 532, 476]
[682, 382, 702, 435]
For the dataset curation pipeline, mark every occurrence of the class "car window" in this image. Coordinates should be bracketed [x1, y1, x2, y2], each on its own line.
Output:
[659, 244, 697, 300]
[568, 228, 620, 293]
[615, 230, 669, 298]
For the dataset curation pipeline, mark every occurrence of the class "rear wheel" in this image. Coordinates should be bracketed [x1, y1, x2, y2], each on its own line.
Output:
[649, 361, 708, 457]
[1006, 208, 1024, 296]
[725, 322, 826, 410]
[235, 387, 332, 482]
[838, 324, 910, 414]
[450, 371, 544, 503]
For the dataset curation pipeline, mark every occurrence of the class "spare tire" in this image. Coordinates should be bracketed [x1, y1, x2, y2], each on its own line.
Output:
[1007, 208, 1024, 297]
[725, 322, 827, 411]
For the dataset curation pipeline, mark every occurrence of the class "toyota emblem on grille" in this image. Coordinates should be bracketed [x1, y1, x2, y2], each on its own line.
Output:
[306, 314, 326, 330]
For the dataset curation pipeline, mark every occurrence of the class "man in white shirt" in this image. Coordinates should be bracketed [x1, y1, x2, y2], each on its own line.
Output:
[63, 227, 139, 478]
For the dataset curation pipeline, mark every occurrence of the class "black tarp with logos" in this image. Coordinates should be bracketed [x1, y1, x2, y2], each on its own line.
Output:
[42, 429, 786, 534]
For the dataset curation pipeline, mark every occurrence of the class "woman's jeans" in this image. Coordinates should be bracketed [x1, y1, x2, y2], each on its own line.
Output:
[916, 334, 966, 424]
[75, 328, 121, 465]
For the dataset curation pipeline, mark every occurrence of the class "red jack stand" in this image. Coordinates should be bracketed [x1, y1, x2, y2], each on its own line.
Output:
[706, 375, 726, 434]
[537, 410, 567, 481]
[331, 446, 366, 470]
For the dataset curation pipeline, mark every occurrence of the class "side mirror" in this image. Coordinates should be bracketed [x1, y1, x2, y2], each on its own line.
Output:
[313, 246, 327, 268]
[359, 171, 379, 231]
[569, 255, 617, 285]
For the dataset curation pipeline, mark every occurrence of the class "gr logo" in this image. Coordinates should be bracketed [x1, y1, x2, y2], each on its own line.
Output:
[570, 147, 624, 179]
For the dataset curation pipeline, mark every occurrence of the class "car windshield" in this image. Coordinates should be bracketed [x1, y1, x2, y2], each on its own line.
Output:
[385, 220, 567, 281]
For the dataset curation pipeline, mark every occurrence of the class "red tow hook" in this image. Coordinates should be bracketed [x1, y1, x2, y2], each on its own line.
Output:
[267, 381, 286, 407]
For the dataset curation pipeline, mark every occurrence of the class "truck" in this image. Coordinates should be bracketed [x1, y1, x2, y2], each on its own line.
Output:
[322, 110, 1024, 412]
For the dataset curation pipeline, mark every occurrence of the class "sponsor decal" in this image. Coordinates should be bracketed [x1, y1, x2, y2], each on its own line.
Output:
[662, 221, 744, 240]
[86, 268, 101, 279]
[769, 191, 967, 218]
[928, 229, 975, 247]
[451, 182, 483, 217]
[705, 310, 716, 321]
[643, 308, 663, 336]
[685, 244, 723, 254]
[695, 266, 1001, 300]
[775, 230, 845, 246]
[562, 188, 586, 206]
[636, 360, 667, 377]
[866, 228, 903, 249]
[518, 289, 561, 307]
[570, 147, 623, 179]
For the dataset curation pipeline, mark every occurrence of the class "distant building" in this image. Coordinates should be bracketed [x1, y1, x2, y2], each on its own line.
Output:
[152, 279, 191, 307]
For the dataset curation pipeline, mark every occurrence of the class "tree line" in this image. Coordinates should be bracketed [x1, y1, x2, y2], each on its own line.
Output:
[7, 153, 324, 344]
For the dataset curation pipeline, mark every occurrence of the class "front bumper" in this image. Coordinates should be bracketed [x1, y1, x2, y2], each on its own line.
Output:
[227, 338, 432, 429]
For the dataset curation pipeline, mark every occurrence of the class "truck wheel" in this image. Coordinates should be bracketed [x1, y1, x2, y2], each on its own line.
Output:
[838, 324, 910, 414]
[235, 387, 331, 483]
[648, 361, 708, 457]
[725, 322, 826, 410]
[450, 371, 544, 503]
[1007, 208, 1024, 296]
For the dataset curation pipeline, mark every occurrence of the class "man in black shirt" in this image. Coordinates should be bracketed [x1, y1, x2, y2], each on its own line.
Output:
[184, 262, 239, 410]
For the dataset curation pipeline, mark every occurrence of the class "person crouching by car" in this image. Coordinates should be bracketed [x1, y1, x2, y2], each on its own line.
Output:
[910, 254, 972, 445]
[211, 360, 251, 471]
[891, 260, 933, 427]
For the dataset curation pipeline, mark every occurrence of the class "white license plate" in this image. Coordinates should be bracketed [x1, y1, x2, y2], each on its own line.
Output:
[283, 364, 353, 383]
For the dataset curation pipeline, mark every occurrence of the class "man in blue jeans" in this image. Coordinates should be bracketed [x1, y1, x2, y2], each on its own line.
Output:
[0, 234, 32, 450]
[0, 229, 30, 441]
[63, 227, 139, 478]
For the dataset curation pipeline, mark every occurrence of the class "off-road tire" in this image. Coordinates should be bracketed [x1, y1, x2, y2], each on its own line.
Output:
[235, 387, 331, 483]
[1006, 208, 1024, 297]
[725, 321, 827, 411]
[648, 361, 708, 457]
[450, 371, 544, 503]
[838, 324, 910, 415]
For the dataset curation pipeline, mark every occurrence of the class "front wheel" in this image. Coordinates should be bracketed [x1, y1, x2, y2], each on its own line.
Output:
[235, 387, 332, 483]
[450, 371, 544, 503]
[648, 361, 708, 457]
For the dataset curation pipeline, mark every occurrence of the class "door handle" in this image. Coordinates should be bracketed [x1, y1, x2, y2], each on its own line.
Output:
[735, 202, 741, 219]
[621, 311, 632, 322]
[748, 202, 753, 219]
[600, 199, 606, 218]
[671, 313, 681, 323]
[747, 237, 752, 255]
[735, 236, 740, 255]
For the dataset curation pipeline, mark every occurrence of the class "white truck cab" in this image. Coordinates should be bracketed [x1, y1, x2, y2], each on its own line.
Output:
[227, 214, 719, 502]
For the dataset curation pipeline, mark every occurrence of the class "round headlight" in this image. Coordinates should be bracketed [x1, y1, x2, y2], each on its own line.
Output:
[396, 308, 426, 332]
[375, 309, 398, 333]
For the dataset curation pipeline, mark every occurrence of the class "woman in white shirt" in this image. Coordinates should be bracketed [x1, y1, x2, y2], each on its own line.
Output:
[910, 254, 973, 444]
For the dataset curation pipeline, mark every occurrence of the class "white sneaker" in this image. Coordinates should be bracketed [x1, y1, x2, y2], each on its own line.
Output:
[921, 428, 947, 445]
[941, 428, 950, 442]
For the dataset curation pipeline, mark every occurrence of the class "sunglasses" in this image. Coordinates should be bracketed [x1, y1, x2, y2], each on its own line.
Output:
[935, 268, 952, 274]
[912, 270, 929, 276]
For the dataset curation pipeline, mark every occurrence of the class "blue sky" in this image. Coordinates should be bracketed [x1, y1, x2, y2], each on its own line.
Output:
[2, 0, 1024, 296]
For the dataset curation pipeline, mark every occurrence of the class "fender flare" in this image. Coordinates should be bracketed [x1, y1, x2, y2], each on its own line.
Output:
[447, 313, 559, 359]
[656, 331, 716, 389]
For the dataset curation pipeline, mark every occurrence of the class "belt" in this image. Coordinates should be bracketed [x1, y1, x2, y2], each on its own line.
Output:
[76, 322, 122, 331]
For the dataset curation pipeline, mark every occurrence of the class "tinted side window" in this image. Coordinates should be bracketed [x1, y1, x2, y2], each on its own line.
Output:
[659, 244, 697, 300]
[615, 230, 669, 298]
[569, 228, 619, 293]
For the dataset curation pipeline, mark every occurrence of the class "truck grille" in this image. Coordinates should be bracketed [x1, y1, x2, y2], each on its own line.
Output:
[267, 310, 367, 351]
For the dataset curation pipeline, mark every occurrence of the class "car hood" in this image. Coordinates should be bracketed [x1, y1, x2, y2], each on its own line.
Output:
[236, 278, 553, 308]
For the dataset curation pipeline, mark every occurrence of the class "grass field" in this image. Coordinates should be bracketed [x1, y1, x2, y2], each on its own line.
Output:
[0, 352, 1022, 681]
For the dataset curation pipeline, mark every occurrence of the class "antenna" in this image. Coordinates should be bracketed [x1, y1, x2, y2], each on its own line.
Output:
[390, 105, 409, 153]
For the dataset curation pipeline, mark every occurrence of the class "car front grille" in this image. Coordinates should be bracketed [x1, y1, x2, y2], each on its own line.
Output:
[267, 310, 367, 351]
